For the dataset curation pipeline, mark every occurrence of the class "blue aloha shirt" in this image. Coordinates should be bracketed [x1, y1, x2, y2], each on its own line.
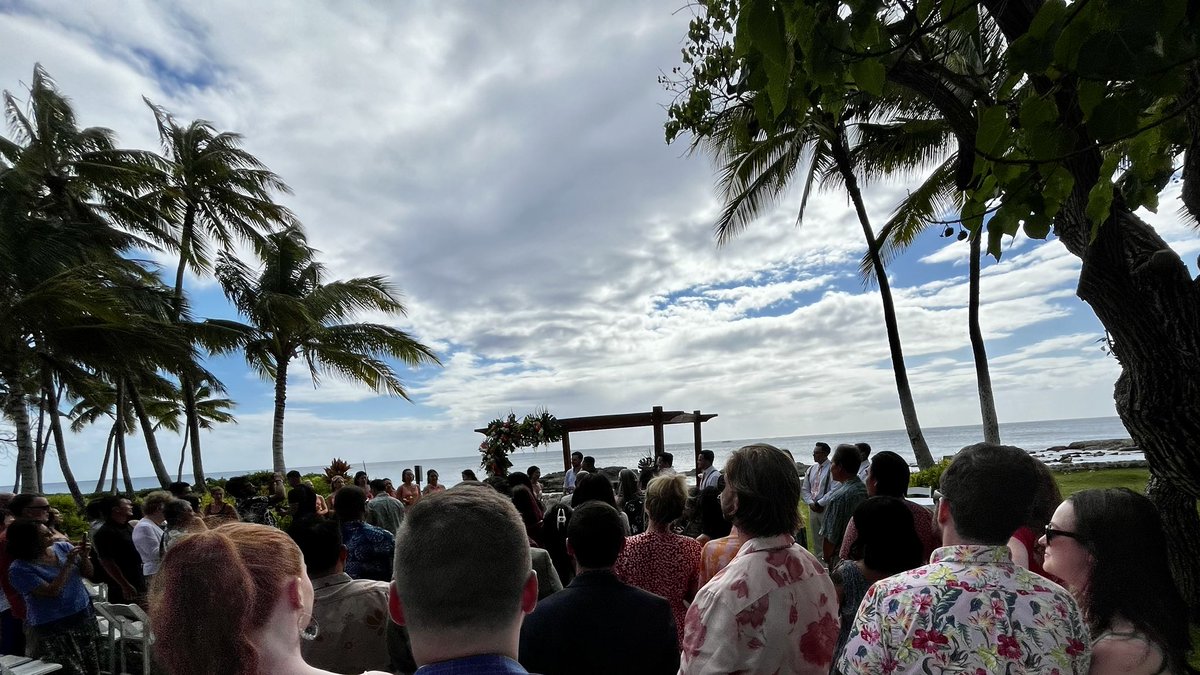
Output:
[838, 545, 1091, 675]
[341, 520, 395, 582]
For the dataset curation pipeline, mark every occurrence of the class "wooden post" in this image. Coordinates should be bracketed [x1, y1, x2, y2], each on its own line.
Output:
[694, 410, 703, 489]
[561, 431, 572, 471]
[652, 406, 665, 457]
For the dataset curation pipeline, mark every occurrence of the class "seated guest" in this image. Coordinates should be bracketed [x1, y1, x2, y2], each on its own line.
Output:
[422, 469, 446, 496]
[201, 486, 239, 523]
[839, 443, 1091, 675]
[820, 443, 868, 567]
[697, 524, 743, 586]
[289, 518, 416, 675]
[1042, 488, 1196, 675]
[572, 472, 629, 534]
[366, 479, 406, 535]
[838, 451, 939, 563]
[693, 486, 730, 545]
[390, 486, 539, 674]
[151, 522, 391, 675]
[520, 502, 679, 675]
[512, 486, 545, 547]
[93, 495, 146, 605]
[161, 498, 207, 552]
[680, 444, 838, 674]
[613, 474, 701, 645]
[541, 503, 575, 587]
[1008, 458, 1061, 578]
[7, 519, 100, 672]
[398, 469, 421, 507]
[616, 469, 645, 535]
[830, 496, 922, 663]
[133, 490, 171, 583]
[334, 486, 395, 582]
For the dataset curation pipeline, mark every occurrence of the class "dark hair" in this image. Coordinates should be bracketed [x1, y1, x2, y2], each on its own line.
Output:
[333, 485, 367, 520]
[724, 444, 801, 538]
[8, 494, 42, 518]
[570, 452, 583, 461]
[168, 481, 191, 496]
[1070, 488, 1195, 672]
[5, 519, 46, 560]
[285, 471, 301, 480]
[288, 517, 342, 577]
[507, 472, 533, 492]
[939, 443, 1037, 544]
[85, 497, 107, 521]
[659, 452, 674, 466]
[568, 502, 625, 568]
[353, 471, 369, 485]
[868, 451, 910, 497]
[542, 502, 574, 585]
[847, 497, 922, 575]
[461, 470, 478, 481]
[225, 476, 256, 499]
[697, 486, 732, 540]
[582, 456, 596, 466]
[617, 469, 640, 501]
[369, 478, 388, 493]
[483, 475, 512, 497]
[832, 444, 860, 474]
[1024, 459, 1061, 532]
[163, 499, 193, 528]
[698, 450, 714, 463]
[855, 442, 872, 461]
[572, 473, 617, 508]
[526, 466, 541, 478]
[814, 442, 831, 453]
[512, 486, 543, 539]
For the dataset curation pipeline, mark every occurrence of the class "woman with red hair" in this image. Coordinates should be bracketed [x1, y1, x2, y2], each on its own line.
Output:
[150, 522, 389, 675]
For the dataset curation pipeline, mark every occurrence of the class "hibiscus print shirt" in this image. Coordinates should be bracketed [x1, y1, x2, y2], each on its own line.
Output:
[679, 534, 839, 675]
[838, 545, 1091, 675]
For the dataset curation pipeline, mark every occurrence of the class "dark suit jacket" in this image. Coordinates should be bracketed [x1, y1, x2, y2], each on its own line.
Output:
[518, 570, 679, 675]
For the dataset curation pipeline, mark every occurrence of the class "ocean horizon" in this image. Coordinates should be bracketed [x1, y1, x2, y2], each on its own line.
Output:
[36, 415, 1133, 495]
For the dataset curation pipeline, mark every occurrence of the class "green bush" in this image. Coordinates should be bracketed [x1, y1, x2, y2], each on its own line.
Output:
[910, 458, 952, 488]
[47, 494, 88, 541]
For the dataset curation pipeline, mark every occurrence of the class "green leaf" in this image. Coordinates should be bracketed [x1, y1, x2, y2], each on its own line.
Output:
[976, 105, 1009, 156]
[1077, 80, 1105, 120]
[1023, 212, 1052, 239]
[1086, 154, 1121, 239]
[1042, 166, 1075, 218]
[850, 59, 886, 96]
[1088, 95, 1141, 141]
[1019, 96, 1058, 131]
[1028, 0, 1067, 40]
[746, 0, 787, 66]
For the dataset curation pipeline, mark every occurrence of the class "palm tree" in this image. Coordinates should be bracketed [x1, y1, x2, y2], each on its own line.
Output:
[145, 377, 236, 483]
[145, 100, 295, 491]
[210, 226, 441, 474]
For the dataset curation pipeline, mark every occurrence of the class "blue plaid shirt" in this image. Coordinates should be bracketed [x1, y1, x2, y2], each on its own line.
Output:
[340, 520, 395, 582]
[415, 654, 531, 674]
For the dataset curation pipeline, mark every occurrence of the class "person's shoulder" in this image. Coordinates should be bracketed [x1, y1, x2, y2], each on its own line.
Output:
[1091, 631, 1166, 675]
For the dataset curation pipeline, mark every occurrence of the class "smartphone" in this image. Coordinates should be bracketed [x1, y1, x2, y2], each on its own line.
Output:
[80, 531, 89, 547]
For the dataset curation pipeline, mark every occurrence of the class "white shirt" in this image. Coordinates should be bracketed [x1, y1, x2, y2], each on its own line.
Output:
[857, 459, 870, 482]
[801, 459, 832, 505]
[132, 517, 165, 576]
[698, 466, 721, 490]
[564, 468, 578, 494]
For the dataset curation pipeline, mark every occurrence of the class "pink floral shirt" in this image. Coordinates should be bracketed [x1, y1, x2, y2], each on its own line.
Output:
[679, 534, 840, 674]
[838, 545, 1091, 675]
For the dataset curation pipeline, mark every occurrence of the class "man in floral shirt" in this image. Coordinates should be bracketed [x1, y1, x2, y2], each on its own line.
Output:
[680, 443, 839, 674]
[334, 485, 396, 582]
[838, 443, 1091, 675]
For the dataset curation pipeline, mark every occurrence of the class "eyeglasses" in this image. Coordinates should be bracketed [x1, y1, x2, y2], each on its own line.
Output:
[1044, 525, 1086, 543]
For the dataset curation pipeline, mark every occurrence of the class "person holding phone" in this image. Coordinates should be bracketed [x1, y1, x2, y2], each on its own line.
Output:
[6, 518, 101, 672]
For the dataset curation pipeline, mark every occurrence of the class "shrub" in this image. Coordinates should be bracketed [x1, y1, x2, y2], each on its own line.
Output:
[910, 458, 952, 488]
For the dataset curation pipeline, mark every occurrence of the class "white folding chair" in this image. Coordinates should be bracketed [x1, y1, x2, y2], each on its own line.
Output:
[93, 602, 153, 675]
[0, 654, 63, 674]
[906, 486, 932, 498]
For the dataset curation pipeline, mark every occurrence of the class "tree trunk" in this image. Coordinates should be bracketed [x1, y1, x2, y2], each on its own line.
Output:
[42, 372, 84, 509]
[177, 435, 188, 483]
[128, 381, 171, 487]
[272, 360, 289, 475]
[1146, 473, 1200, 621]
[831, 126, 935, 468]
[11, 462, 18, 494]
[95, 428, 114, 495]
[34, 392, 47, 493]
[181, 375, 207, 493]
[114, 382, 134, 495]
[109, 423, 119, 494]
[4, 375, 41, 494]
[969, 233, 1001, 444]
[118, 431, 134, 496]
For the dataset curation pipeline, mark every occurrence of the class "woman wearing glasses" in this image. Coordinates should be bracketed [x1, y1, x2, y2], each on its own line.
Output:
[1041, 488, 1196, 675]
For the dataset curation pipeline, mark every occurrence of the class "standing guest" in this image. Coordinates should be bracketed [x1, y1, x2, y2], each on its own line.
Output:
[525, 466, 543, 503]
[287, 471, 318, 519]
[132, 490, 171, 583]
[838, 451, 940, 563]
[0, 493, 54, 657]
[289, 518, 416, 675]
[6, 519, 101, 673]
[422, 470, 446, 497]
[460, 469, 478, 482]
[398, 470, 421, 507]
[563, 452, 583, 495]
[1042, 488, 1197, 675]
[855, 442, 872, 482]
[1008, 458, 1061, 578]
[679, 443, 838, 675]
[366, 479, 406, 535]
[168, 481, 192, 499]
[613, 474, 700, 645]
[830, 496, 923, 664]
[45, 509, 70, 543]
[227, 476, 281, 527]
[839, 443, 1091, 675]
[201, 486, 239, 523]
[529, 546, 563, 601]
[354, 471, 374, 499]
[655, 452, 676, 476]
[820, 443, 868, 568]
[93, 495, 145, 605]
[512, 486, 545, 547]
[161, 498, 208, 552]
[327, 475, 347, 508]
[571, 473, 630, 534]
[693, 486, 730, 545]
[541, 503, 575, 587]
[695, 450, 721, 491]
[384, 479, 398, 500]
[801, 443, 833, 550]
[581, 456, 598, 474]
[335, 486, 395, 582]
[390, 486, 539, 674]
[304, 481, 330, 517]
[615, 468, 645, 535]
[151, 522, 391, 675]
[697, 524, 743, 586]
[519, 502, 679, 675]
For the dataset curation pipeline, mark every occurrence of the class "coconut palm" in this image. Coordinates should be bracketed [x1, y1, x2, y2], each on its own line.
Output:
[210, 226, 441, 474]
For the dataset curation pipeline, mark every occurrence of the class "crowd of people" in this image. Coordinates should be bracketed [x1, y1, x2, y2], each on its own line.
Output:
[0, 443, 1193, 674]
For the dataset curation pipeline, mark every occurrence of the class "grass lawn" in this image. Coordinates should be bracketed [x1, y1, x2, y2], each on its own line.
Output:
[1052, 467, 1149, 496]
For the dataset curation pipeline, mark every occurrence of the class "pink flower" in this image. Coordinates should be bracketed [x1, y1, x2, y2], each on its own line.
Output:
[858, 624, 881, 644]
[799, 613, 839, 667]
[991, 598, 1007, 617]
[997, 634, 1022, 659]
[912, 628, 949, 654]
[1066, 638, 1085, 657]
[914, 594, 934, 613]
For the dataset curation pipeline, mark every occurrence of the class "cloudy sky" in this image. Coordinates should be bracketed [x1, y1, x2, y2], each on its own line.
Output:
[2, 2, 1192, 482]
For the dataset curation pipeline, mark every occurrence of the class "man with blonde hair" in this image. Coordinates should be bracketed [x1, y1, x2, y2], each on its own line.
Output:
[389, 485, 538, 673]
[133, 490, 172, 582]
[680, 443, 839, 674]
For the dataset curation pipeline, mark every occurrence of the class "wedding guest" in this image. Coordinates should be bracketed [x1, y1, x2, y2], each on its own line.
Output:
[542, 503, 575, 587]
[655, 452, 676, 476]
[581, 456, 598, 474]
[838, 450, 939, 563]
[821, 443, 867, 567]
[616, 469, 645, 535]
[693, 486, 730, 545]
[695, 450, 721, 491]
[354, 471, 374, 498]
[201, 486, 239, 523]
[563, 452, 583, 495]
[855, 442, 872, 481]
[366, 480, 405, 536]
[801, 443, 833, 551]
[1042, 488, 1197, 675]
[679, 443, 838, 674]
[0, 493, 53, 656]
[613, 474, 700, 645]
[45, 508, 70, 543]
[335, 486, 395, 582]
[571, 473, 630, 534]
[525, 466, 543, 503]
[133, 491, 171, 584]
[93, 495, 145, 605]
[151, 522, 390, 675]
[461, 469, 478, 482]
[398, 470, 421, 507]
[512, 486, 545, 548]
[327, 475, 347, 508]
[227, 476, 281, 527]
[161, 498, 207, 552]
[697, 524, 743, 586]
[7, 519, 100, 673]
[305, 480, 330, 517]
[1008, 458, 1061, 578]
[422, 469, 446, 496]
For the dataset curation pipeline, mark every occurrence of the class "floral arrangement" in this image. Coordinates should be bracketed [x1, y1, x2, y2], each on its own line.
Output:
[479, 409, 563, 476]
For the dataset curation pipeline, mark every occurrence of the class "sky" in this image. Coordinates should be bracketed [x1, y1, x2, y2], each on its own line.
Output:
[1, 1, 1194, 483]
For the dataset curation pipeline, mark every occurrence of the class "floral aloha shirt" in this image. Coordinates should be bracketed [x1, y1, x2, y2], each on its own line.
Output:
[838, 545, 1091, 675]
[679, 534, 840, 674]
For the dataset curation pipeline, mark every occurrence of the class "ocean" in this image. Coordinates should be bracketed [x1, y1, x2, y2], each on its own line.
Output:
[38, 415, 1133, 494]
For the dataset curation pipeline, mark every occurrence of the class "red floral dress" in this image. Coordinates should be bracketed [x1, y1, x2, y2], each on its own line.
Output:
[613, 530, 702, 644]
[679, 534, 839, 674]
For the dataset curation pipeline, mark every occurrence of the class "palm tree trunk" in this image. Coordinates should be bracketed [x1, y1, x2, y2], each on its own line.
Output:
[42, 372, 84, 509]
[831, 126, 935, 468]
[969, 232, 1001, 444]
[128, 381, 171, 487]
[177, 435, 189, 483]
[114, 382, 134, 495]
[109, 423, 119, 494]
[272, 360, 289, 475]
[95, 428, 114, 494]
[118, 433, 134, 496]
[174, 217, 207, 494]
[4, 375, 41, 494]
[34, 393, 47, 493]
[185, 383, 207, 493]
